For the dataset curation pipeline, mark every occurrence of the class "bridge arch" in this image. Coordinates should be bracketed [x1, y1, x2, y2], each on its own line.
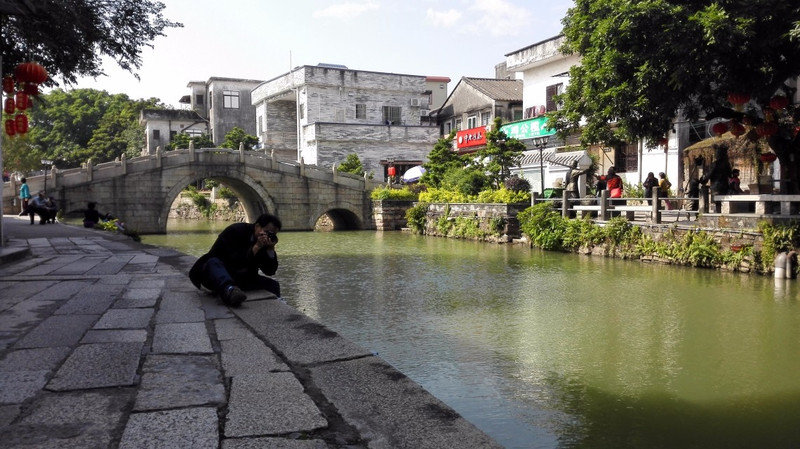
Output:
[315, 204, 364, 230]
[161, 171, 277, 230]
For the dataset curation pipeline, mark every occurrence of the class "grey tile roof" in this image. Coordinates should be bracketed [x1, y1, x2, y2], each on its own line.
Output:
[519, 149, 585, 167]
[463, 78, 523, 101]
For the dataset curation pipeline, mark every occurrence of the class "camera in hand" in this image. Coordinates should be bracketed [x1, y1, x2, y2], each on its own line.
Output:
[266, 231, 278, 243]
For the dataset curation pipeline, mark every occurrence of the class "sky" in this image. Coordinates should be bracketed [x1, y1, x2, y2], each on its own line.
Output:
[68, 0, 574, 108]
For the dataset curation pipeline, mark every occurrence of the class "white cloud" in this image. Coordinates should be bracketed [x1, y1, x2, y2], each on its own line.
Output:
[426, 8, 462, 28]
[313, 1, 379, 19]
[467, 0, 533, 36]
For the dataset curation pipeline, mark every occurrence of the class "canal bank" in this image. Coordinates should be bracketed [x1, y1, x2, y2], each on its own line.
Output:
[0, 216, 501, 448]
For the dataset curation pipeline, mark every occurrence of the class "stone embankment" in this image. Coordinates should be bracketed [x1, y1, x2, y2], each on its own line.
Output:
[0, 216, 503, 448]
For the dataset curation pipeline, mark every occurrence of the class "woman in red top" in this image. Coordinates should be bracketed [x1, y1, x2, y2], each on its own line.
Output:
[605, 167, 623, 198]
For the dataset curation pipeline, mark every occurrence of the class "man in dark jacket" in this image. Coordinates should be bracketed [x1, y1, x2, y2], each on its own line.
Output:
[189, 213, 282, 306]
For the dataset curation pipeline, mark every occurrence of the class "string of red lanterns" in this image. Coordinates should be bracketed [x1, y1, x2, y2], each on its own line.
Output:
[3, 61, 47, 137]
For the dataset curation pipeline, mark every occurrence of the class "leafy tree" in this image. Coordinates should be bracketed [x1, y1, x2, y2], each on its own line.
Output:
[337, 153, 365, 176]
[1, 0, 182, 85]
[169, 133, 214, 150]
[2, 134, 43, 173]
[554, 1, 800, 192]
[22, 89, 165, 168]
[478, 117, 526, 188]
[421, 132, 462, 187]
[221, 127, 259, 150]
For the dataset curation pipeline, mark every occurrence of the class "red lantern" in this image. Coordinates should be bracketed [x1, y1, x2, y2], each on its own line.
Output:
[760, 153, 777, 163]
[22, 83, 39, 96]
[14, 62, 48, 84]
[658, 137, 668, 147]
[769, 95, 790, 110]
[4, 97, 15, 114]
[763, 107, 775, 122]
[2, 76, 14, 94]
[387, 166, 396, 177]
[755, 122, 778, 137]
[727, 93, 751, 112]
[14, 91, 28, 110]
[5, 118, 15, 136]
[14, 113, 28, 134]
[729, 121, 746, 137]
[711, 122, 728, 136]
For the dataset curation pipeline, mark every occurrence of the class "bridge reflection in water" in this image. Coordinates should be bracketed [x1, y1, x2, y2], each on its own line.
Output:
[144, 222, 800, 449]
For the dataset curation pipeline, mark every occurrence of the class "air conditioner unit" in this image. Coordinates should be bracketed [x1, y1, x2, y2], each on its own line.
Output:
[419, 109, 430, 117]
[410, 98, 420, 107]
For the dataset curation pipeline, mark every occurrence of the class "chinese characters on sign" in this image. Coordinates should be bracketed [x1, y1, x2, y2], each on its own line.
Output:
[500, 116, 556, 140]
[456, 126, 488, 149]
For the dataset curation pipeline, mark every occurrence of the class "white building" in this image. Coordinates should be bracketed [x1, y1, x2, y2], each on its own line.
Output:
[251, 64, 447, 180]
[504, 35, 685, 191]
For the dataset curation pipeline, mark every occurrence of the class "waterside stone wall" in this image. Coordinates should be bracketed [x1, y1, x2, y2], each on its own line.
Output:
[372, 200, 415, 231]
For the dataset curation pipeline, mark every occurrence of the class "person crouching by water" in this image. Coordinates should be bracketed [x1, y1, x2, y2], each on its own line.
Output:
[83, 202, 101, 228]
[189, 213, 282, 307]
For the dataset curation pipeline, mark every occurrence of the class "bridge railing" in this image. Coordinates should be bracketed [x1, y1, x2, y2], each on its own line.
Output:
[4, 147, 379, 193]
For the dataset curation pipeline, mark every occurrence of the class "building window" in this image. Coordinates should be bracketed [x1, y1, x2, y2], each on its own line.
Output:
[257, 116, 263, 134]
[196, 94, 204, 106]
[299, 104, 305, 120]
[444, 122, 451, 134]
[223, 90, 240, 109]
[512, 108, 523, 121]
[185, 129, 203, 137]
[170, 130, 177, 140]
[382, 106, 401, 125]
[356, 103, 366, 119]
[467, 115, 477, 129]
[481, 112, 491, 126]
[455, 118, 462, 131]
[615, 143, 639, 173]
[546, 83, 564, 112]
[153, 129, 160, 140]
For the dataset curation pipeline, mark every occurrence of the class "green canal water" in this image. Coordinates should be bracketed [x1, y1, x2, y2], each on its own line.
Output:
[143, 220, 800, 449]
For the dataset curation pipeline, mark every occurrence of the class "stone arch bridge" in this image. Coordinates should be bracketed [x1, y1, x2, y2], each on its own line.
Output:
[2, 148, 379, 234]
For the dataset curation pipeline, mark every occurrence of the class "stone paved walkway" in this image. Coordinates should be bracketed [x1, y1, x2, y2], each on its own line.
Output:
[0, 216, 502, 448]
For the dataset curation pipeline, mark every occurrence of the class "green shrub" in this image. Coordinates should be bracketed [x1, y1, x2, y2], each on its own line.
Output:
[517, 202, 567, 250]
[405, 203, 428, 234]
[476, 187, 530, 204]
[371, 186, 418, 201]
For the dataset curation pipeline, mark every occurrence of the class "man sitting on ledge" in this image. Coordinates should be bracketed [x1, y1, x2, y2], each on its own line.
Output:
[189, 213, 282, 307]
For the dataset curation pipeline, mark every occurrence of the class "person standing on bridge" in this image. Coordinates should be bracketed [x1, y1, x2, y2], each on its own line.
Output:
[18, 177, 31, 215]
[189, 213, 282, 307]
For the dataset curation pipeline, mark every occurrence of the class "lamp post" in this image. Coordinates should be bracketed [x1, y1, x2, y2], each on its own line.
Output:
[532, 136, 550, 194]
[41, 159, 53, 194]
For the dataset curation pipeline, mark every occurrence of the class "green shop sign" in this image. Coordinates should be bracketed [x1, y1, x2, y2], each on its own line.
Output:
[500, 116, 556, 140]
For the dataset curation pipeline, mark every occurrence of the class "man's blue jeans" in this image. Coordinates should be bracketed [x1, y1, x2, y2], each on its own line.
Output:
[200, 257, 280, 297]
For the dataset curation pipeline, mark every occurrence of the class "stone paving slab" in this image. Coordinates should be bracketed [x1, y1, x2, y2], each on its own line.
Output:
[81, 329, 148, 343]
[0, 347, 70, 371]
[31, 279, 94, 301]
[0, 370, 49, 403]
[0, 390, 134, 448]
[133, 354, 225, 411]
[14, 314, 98, 349]
[0, 299, 61, 350]
[93, 307, 154, 329]
[222, 438, 329, 449]
[47, 342, 143, 390]
[310, 356, 504, 449]
[225, 372, 327, 438]
[54, 288, 117, 315]
[119, 407, 219, 449]
[220, 337, 289, 375]
[233, 300, 373, 366]
[152, 322, 213, 354]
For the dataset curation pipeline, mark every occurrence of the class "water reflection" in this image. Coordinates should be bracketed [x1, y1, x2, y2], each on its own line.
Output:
[143, 222, 800, 448]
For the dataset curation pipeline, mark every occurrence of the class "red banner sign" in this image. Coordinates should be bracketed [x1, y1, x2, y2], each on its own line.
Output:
[456, 127, 487, 149]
